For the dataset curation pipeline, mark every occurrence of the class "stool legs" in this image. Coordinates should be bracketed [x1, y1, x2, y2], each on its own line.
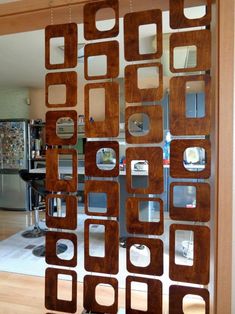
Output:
[21, 206, 46, 238]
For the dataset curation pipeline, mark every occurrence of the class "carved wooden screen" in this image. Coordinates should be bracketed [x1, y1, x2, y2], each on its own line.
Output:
[44, 0, 213, 313]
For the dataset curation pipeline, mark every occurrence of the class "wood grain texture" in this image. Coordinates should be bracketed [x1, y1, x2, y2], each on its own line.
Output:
[85, 141, 119, 177]
[170, 30, 211, 73]
[170, 139, 211, 179]
[170, 182, 210, 222]
[84, 275, 118, 314]
[169, 285, 209, 314]
[84, 219, 119, 274]
[45, 267, 77, 313]
[46, 194, 77, 230]
[126, 147, 163, 194]
[45, 231, 77, 267]
[85, 180, 119, 217]
[45, 23, 77, 70]
[46, 148, 77, 192]
[126, 197, 164, 235]
[45, 71, 77, 108]
[84, 40, 119, 80]
[125, 105, 163, 144]
[125, 62, 163, 103]
[170, 0, 211, 29]
[169, 224, 210, 285]
[126, 237, 163, 276]
[85, 82, 119, 138]
[126, 276, 162, 314]
[84, 0, 119, 40]
[170, 74, 211, 136]
[124, 9, 162, 61]
[45, 110, 77, 145]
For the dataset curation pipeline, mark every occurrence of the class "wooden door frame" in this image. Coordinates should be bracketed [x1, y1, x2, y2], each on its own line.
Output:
[0, 0, 233, 313]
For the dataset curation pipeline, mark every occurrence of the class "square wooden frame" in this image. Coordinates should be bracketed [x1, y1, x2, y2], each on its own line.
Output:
[124, 9, 162, 61]
[169, 224, 210, 284]
[126, 147, 163, 194]
[45, 23, 78, 70]
[126, 197, 164, 235]
[170, 74, 211, 135]
[170, 0, 211, 29]
[46, 148, 77, 192]
[126, 276, 162, 314]
[45, 231, 77, 267]
[45, 110, 77, 145]
[170, 139, 211, 179]
[84, 219, 119, 274]
[169, 285, 210, 314]
[170, 182, 210, 222]
[84, 41, 119, 80]
[126, 237, 163, 276]
[45, 71, 77, 108]
[84, 0, 119, 40]
[84, 275, 118, 314]
[125, 62, 163, 103]
[85, 180, 119, 217]
[85, 141, 119, 177]
[125, 105, 163, 144]
[45, 268, 77, 313]
[85, 82, 119, 138]
[170, 30, 211, 73]
[46, 194, 77, 230]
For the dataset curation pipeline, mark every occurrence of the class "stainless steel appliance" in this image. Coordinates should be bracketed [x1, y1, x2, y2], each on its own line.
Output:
[0, 119, 29, 210]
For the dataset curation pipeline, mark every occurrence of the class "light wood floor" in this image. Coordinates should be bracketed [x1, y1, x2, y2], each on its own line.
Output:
[0, 210, 205, 313]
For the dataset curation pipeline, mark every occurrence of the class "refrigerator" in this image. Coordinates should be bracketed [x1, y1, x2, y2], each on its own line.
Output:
[0, 119, 29, 210]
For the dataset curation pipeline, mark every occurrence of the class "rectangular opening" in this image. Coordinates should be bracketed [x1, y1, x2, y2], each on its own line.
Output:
[48, 84, 66, 105]
[173, 186, 196, 208]
[88, 192, 107, 213]
[131, 281, 148, 311]
[186, 81, 205, 118]
[175, 230, 194, 266]
[130, 244, 150, 267]
[56, 238, 75, 261]
[58, 154, 73, 180]
[95, 283, 115, 306]
[89, 88, 105, 121]
[47, 196, 66, 217]
[138, 24, 157, 55]
[131, 160, 149, 189]
[139, 200, 160, 222]
[50, 37, 65, 65]
[88, 55, 107, 76]
[183, 294, 206, 313]
[173, 45, 197, 69]
[137, 66, 159, 89]
[89, 224, 105, 257]
[57, 274, 72, 301]
[184, 1, 207, 19]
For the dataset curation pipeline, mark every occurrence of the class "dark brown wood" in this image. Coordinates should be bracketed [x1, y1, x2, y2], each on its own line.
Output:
[126, 237, 163, 276]
[125, 105, 163, 144]
[84, 275, 118, 314]
[46, 194, 77, 230]
[84, 41, 119, 80]
[46, 231, 77, 267]
[126, 147, 163, 194]
[169, 285, 210, 314]
[170, 0, 211, 29]
[170, 30, 211, 73]
[85, 180, 119, 217]
[85, 82, 119, 138]
[84, 219, 119, 274]
[46, 148, 77, 192]
[126, 197, 163, 235]
[84, 0, 119, 40]
[169, 224, 210, 284]
[170, 182, 210, 222]
[45, 110, 77, 145]
[45, 267, 77, 313]
[125, 63, 163, 103]
[124, 9, 162, 61]
[126, 276, 162, 314]
[85, 141, 119, 177]
[170, 139, 211, 179]
[45, 23, 77, 70]
[45, 71, 77, 108]
[170, 74, 211, 135]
